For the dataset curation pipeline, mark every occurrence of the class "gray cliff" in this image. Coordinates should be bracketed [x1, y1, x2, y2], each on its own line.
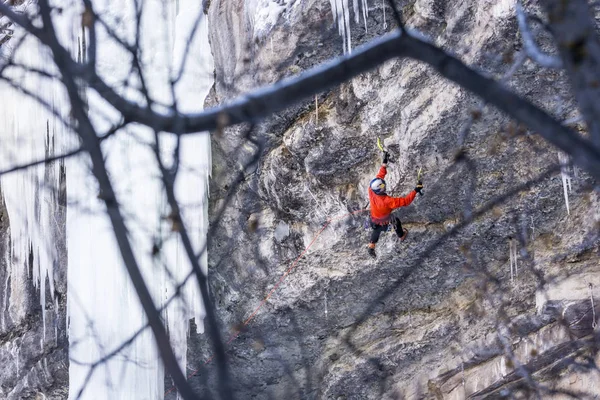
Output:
[190, 0, 600, 399]
[0, 0, 598, 399]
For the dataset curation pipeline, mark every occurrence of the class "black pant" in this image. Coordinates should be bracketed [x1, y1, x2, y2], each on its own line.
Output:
[370, 215, 403, 244]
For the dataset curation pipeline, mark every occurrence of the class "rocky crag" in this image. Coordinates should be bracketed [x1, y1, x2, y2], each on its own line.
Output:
[0, 0, 598, 399]
[192, 0, 600, 399]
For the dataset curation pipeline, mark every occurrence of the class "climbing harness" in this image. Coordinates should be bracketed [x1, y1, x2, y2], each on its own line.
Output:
[363, 218, 400, 236]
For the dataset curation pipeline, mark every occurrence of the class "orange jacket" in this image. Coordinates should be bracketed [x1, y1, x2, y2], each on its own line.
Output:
[369, 165, 416, 224]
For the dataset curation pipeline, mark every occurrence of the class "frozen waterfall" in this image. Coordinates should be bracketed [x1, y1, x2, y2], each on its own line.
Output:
[67, 0, 214, 398]
[0, 0, 214, 399]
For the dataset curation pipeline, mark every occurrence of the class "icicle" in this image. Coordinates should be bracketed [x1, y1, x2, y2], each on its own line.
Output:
[0, 1, 63, 352]
[315, 94, 319, 125]
[509, 237, 518, 283]
[343, 0, 351, 53]
[329, 0, 352, 53]
[65, 0, 215, 397]
[382, 0, 387, 30]
[558, 151, 572, 215]
[589, 283, 597, 329]
[362, 0, 368, 32]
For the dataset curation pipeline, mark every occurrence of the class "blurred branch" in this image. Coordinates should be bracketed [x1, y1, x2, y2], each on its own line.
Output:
[0, 118, 125, 178]
[516, 1, 562, 69]
[33, 0, 202, 398]
[2, 1, 598, 179]
[88, 30, 600, 180]
[542, 0, 600, 149]
[153, 131, 233, 400]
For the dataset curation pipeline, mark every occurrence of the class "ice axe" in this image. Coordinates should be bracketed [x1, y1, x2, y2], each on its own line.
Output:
[376, 137, 392, 164]
[377, 137, 385, 153]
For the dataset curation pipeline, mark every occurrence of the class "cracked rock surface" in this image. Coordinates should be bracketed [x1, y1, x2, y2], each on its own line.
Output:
[188, 0, 600, 399]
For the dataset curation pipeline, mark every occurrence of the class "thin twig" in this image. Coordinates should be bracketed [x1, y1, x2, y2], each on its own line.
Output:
[516, 1, 562, 69]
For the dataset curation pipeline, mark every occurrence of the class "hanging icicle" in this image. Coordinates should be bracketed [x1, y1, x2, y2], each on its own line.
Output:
[558, 151, 572, 215]
[362, 0, 368, 31]
[315, 94, 319, 125]
[509, 237, 518, 284]
[329, 0, 370, 53]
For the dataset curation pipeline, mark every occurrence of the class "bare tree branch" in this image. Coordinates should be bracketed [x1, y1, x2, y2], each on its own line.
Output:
[543, 0, 600, 149]
[86, 30, 600, 180]
[2, 0, 599, 397]
[33, 1, 202, 398]
[516, 1, 562, 69]
[2, 1, 598, 180]
[0, 0, 39, 35]
[399, 33, 600, 181]
[153, 131, 233, 399]
[0, 147, 80, 176]
[0, 117, 126, 177]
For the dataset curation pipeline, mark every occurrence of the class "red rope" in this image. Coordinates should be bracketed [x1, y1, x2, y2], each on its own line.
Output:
[165, 209, 366, 396]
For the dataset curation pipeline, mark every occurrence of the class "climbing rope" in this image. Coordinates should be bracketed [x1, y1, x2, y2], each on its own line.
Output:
[165, 209, 367, 396]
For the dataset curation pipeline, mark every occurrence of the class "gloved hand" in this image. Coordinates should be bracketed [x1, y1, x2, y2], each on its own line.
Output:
[382, 151, 389, 164]
[415, 180, 423, 194]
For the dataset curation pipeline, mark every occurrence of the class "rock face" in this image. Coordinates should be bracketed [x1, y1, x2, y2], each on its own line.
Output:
[193, 0, 600, 399]
[0, 165, 68, 399]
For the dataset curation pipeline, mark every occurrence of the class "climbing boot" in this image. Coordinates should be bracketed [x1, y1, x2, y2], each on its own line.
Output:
[368, 247, 376, 258]
[398, 228, 408, 242]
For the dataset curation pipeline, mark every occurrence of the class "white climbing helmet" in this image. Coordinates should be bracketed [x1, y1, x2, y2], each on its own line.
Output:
[370, 178, 386, 195]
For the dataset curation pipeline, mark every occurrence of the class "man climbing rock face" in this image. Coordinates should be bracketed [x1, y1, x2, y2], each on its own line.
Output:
[367, 151, 423, 258]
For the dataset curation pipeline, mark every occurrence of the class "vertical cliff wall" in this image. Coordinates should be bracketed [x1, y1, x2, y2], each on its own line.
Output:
[192, 0, 600, 398]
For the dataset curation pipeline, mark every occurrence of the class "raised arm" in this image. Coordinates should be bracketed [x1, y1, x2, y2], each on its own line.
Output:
[376, 165, 387, 179]
[376, 151, 390, 179]
[386, 190, 417, 209]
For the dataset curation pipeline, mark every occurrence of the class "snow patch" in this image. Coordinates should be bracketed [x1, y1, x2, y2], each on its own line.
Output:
[274, 221, 290, 243]
[252, 0, 285, 41]
[491, 0, 515, 20]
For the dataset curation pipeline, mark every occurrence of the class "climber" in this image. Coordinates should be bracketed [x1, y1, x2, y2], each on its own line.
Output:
[367, 151, 423, 258]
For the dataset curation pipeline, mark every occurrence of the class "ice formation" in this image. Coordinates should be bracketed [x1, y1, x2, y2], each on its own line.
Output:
[66, 0, 214, 398]
[509, 237, 518, 283]
[0, 1, 72, 343]
[0, 0, 212, 399]
[330, 0, 369, 53]
[252, 0, 286, 41]
[558, 152, 572, 215]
